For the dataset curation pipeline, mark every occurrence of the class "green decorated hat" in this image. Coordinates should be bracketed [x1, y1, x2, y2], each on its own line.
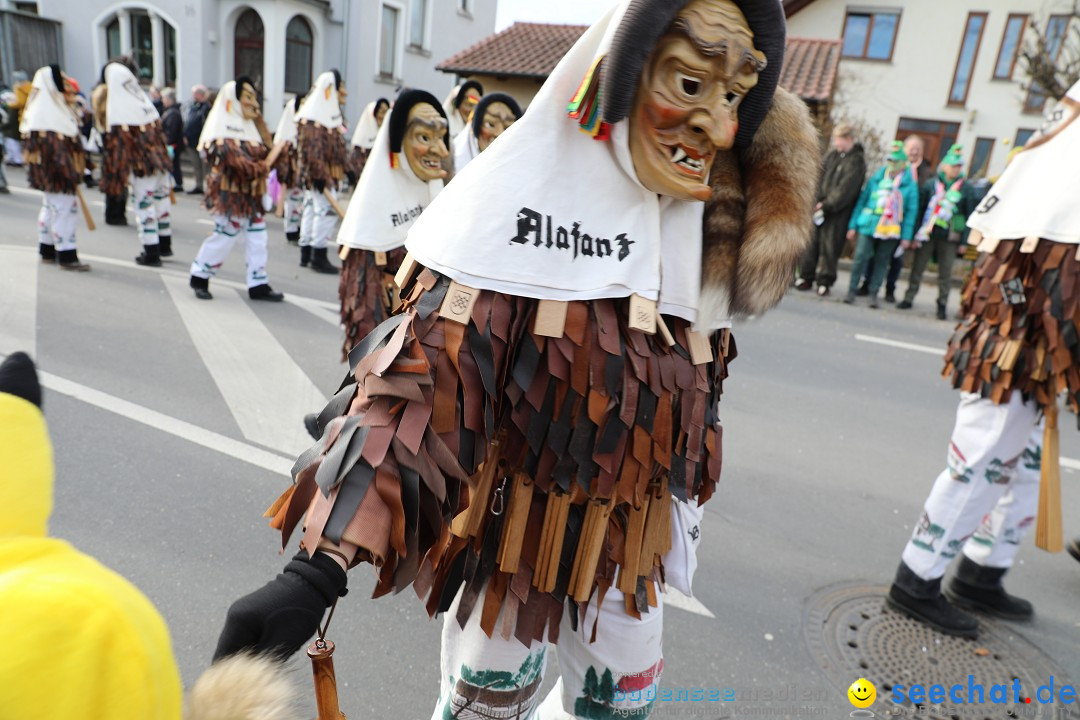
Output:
[941, 143, 964, 166]
[887, 140, 907, 163]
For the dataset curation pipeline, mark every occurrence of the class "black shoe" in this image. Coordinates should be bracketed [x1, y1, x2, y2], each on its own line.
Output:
[936, 302, 947, 321]
[159, 236, 173, 258]
[1068, 538, 1080, 564]
[105, 217, 129, 226]
[303, 413, 321, 440]
[0, 185, 11, 194]
[843, 293, 856, 305]
[816, 285, 830, 297]
[897, 300, 913, 310]
[286, 230, 300, 244]
[944, 556, 1034, 621]
[187, 188, 203, 195]
[135, 244, 162, 267]
[39, 243, 56, 262]
[249, 284, 285, 302]
[57, 249, 90, 271]
[189, 275, 212, 300]
[884, 292, 896, 303]
[887, 583, 979, 638]
[309, 247, 339, 274]
[300, 245, 312, 267]
[795, 279, 813, 291]
[869, 296, 880, 309]
[173, 185, 184, 192]
[856, 283, 870, 297]
[83, 175, 97, 188]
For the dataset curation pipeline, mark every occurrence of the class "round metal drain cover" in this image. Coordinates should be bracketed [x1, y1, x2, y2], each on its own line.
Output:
[804, 582, 1077, 720]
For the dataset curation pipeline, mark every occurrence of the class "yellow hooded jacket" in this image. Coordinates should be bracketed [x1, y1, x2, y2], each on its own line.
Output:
[0, 390, 182, 719]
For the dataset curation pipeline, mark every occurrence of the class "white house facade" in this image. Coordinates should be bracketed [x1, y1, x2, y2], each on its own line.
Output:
[786, 0, 1075, 178]
[3, 0, 496, 128]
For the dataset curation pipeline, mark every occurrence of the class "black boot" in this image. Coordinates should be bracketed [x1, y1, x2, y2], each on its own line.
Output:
[159, 236, 173, 257]
[39, 243, 56, 263]
[190, 275, 212, 300]
[1068, 537, 1080, 564]
[104, 192, 128, 225]
[286, 230, 300, 244]
[856, 282, 870, 296]
[309, 247, 339, 274]
[886, 561, 979, 638]
[945, 555, 1033, 620]
[135, 243, 162, 267]
[936, 301, 947, 321]
[249, 284, 284, 302]
[57, 249, 90, 272]
[300, 245, 312, 267]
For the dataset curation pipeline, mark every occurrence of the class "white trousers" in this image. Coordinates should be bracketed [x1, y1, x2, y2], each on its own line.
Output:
[432, 584, 664, 720]
[4, 136, 23, 165]
[190, 214, 269, 288]
[37, 192, 78, 251]
[132, 173, 172, 246]
[902, 392, 1043, 580]
[284, 187, 304, 234]
[299, 188, 337, 249]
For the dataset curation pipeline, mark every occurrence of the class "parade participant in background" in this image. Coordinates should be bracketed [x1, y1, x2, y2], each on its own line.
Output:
[188, 78, 282, 303]
[348, 97, 389, 181]
[337, 89, 448, 361]
[887, 81, 1080, 638]
[897, 144, 978, 319]
[843, 140, 918, 308]
[5, 70, 30, 166]
[452, 92, 522, 171]
[296, 70, 347, 274]
[96, 59, 174, 265]
[213, 1, 817, 717]
[442, 79, 483, 137]
[273, 95, 304, 245]
[21, 65, 90, 271]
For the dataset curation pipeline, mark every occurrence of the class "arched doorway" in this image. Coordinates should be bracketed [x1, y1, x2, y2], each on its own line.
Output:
[284, 15, 313, 95]
[234, 8, 264, 91]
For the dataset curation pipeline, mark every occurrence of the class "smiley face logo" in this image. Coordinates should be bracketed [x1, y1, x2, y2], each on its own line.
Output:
[848, 678, 876, 709]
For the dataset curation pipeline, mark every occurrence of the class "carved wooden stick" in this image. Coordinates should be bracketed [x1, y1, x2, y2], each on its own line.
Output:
[74, 186, 96, 231]
[307, 638, 346, 719]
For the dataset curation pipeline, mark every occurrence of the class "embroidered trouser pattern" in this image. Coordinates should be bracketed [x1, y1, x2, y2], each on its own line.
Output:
[190, 214, 269, 288]
[299, 188, 336, 249]
[153, 174, 172, 239]
[132, 173, 170, 246]
[902, 392, 1042, 580]
[432, 584, 664, 720]
[284, 187, 304, 234]
[37, 192, 78, 251]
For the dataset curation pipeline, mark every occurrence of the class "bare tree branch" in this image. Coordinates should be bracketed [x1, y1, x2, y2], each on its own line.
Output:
[1020, 1, 1080, 101]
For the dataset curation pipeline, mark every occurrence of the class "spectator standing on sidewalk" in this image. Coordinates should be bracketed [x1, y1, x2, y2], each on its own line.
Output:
[796, 124, 866, 296]
[844, 141, 918, 308]
[898, 144, 978, 319]
[160, 88, 184, 192]
[183, 85, 210, 195]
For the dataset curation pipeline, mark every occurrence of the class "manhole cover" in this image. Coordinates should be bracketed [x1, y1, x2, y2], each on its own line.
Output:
[804, 582, 1077, 720]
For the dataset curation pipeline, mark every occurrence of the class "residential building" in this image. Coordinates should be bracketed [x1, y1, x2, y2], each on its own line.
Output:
[785, 0, 1076, 178]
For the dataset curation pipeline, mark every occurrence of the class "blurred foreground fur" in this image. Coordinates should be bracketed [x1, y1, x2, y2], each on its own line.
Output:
[185, 653, 302, 720]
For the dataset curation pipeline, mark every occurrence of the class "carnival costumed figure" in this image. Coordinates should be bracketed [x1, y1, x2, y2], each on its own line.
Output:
[888, 82, 1080, 639]
[297, 70, 347, 274]
[452, 92, 522, 172]
[21, 65, 91, 271]
[213, 2, 817, 718]
[349, 97, 390, 183]
[273, 95, 305, 245]
[337, 89, 448, 363]
[97, 60, 174, 265]
[187, 78, 283, 303]
[442, 79, 483, 138]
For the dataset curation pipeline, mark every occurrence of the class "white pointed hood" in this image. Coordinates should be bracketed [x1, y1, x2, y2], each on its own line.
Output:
[452, 124, 480, 172]
[295, 71, 343, 130]
[19, 66, 79, 138]
[104, 63, 160, 127]
[337, 115, 443, 252]
[273, 98, 300, 145]
[197, 81, 263, 150]
[350, 100, 384, 150]
[405, 2, 706, 324]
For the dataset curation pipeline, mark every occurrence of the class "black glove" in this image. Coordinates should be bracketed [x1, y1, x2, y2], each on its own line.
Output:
[213, 550, 347, 662]
[345, 170, 358, 186]
[0, 352, 42, 409]
[313, 179, 326, 193]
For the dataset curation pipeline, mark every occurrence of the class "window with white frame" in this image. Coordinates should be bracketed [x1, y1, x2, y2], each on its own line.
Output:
[409, 0, 428, 49]
[379, 3, 400, 78]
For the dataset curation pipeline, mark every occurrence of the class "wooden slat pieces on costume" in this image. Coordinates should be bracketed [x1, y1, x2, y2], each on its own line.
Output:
[618, 494, 651, 594]
[571, 498, 614, 602]
[394, 252, 420, 289]
[977, 235, 1001, 254]
[534, 300, 569, 338]
[655, 314, 675, 346]
[375, 251, 388, 267]
[1020, 236, 1040, 254]
[686, 330, 714, 366]
[338, 246, 351, 261]
[439, 281, 480, 325]
[498, 473, 534, 574]
[629, 294, 657, 334]
[967, 229, 983, 246]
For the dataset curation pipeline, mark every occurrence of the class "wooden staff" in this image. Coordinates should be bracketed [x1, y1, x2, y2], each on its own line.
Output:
[323, 187, 346, 218]
[1036, 403, 1063, 552]
[264, 141, 286, 170]
[74, 186, 96, 231]
[307, 599, 346, 719]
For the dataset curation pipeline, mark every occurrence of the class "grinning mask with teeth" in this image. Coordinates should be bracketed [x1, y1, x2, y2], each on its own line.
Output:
[628, 0, 765, 202]
[404, 103, 450, 182]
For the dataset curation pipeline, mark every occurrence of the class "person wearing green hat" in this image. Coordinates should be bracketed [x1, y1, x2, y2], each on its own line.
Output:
[844, 140, 919, 307]
[897, 144, 979, 319]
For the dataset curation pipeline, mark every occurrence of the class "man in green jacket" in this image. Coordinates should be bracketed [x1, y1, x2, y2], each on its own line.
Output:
[897, 144, 979, 319]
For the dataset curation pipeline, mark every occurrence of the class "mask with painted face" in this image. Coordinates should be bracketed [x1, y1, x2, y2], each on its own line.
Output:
[238, 82, 260, 120]
[375, 100, 389, 127]
[404, 103, 449, 182]
[628, 0, 765, 202]
[477, 101, 518, 152]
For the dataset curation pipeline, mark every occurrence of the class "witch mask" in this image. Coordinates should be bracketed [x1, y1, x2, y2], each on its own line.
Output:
[404, 103, 449, 182]
[478, 102, 517, 152]
[628, 0, 766, 202]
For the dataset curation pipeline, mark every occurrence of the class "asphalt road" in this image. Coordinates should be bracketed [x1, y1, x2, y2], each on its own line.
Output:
[1, 170, 1077, 718]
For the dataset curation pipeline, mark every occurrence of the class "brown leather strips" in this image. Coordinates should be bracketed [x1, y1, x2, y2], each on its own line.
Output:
[100, 122, 171, 196]
[338, 248, 406, 363]
[204, 139, 269, 219]
[297, 121, 347, 191]
[944, 237, 1080, 411]
[268, 266, 733, 646]
[24, 131, 85, 195]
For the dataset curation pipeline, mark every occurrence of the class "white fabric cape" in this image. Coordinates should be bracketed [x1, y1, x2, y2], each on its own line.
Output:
[104, 63, 160, 127]
[350, 101, 381, 150]
[197, 81, 263, 150]
[20, 67, 79, 138]
[442, 85, 474, 138]
[295, 71, 343, 130]
[337, 118, 443, 251]
[405, 2, 706, 325]
[452, 124, 480, 172]
[273, 99, 299, 145]
[968, 81, 1080, 245]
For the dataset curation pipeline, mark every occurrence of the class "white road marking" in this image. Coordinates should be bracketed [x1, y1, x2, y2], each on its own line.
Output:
[0, 245, 38, 356]
[196, 219, 215, 226]
[163, 275, 327, 456]
[662, 587, 716, 618]
[855, 334, 945, 356]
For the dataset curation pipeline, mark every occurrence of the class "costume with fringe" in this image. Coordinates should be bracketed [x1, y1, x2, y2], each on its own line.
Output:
[298, 122, 345, 192]
[204, 139, 270, 219]
[338, 247, 407, 362]
[100, 123, 171, 197]
[25, 132, 84, 194]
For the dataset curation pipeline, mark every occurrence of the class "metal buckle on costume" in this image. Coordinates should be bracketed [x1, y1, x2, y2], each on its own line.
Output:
[999, 278, 1026, 305]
